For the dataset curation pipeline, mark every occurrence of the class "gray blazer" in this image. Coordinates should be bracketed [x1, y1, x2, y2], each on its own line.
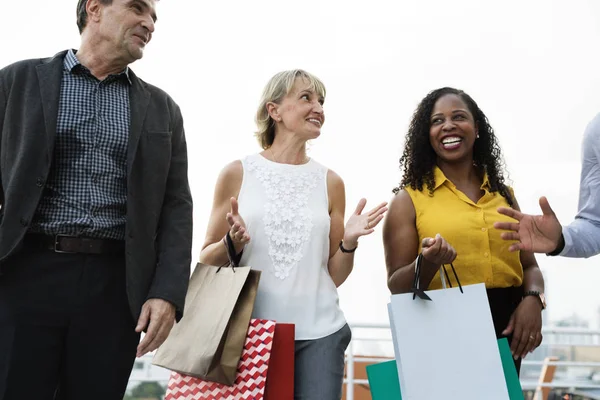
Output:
[0, 50, 192, 320]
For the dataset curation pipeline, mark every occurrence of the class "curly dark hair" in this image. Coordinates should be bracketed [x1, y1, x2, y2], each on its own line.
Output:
[394, 87, 513, 207]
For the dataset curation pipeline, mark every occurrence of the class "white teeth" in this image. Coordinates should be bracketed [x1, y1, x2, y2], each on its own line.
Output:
[308, 119, 321, 126]
[442, 137, 462, 144]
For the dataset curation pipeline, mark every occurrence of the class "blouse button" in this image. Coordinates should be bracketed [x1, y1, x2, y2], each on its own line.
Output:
[481, 227, 487, 232]
[484, 252, 489, 257]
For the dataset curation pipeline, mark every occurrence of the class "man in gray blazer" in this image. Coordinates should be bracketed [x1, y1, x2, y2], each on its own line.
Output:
[0, 0, 192, 399]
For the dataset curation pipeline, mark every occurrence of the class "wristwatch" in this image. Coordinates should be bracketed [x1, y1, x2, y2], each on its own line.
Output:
[523, 291, 546, 310]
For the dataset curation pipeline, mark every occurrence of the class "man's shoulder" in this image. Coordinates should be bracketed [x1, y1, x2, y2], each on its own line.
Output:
[0, 58, 42, 78]
[583, 112, 600, 146]
[0, 51, 67, 80]
[586, 112, 600, 130]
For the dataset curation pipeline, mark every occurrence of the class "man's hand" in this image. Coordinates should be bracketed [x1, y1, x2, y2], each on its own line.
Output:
[135, 298, 176, 357]
[494, 196, 563, 253]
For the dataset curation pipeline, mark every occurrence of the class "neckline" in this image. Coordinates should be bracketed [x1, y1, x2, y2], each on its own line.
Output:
[257, 153, 313, 167]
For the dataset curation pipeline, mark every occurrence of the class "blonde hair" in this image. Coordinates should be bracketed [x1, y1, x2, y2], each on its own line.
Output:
[255, 70, 326, 149]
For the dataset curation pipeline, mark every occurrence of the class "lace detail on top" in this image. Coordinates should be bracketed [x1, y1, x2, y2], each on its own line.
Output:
[245, 157, 324, 280]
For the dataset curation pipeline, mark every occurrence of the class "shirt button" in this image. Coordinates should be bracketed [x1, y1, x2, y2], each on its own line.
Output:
[92, 177, 98, 184]
[19, 218, 29, 227]
[481, 228, 487, 232]
[484, 252, 489, 257]
[36, 177, 44, 187]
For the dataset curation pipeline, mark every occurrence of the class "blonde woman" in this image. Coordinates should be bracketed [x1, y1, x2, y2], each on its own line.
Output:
[199, 70, 387, 399]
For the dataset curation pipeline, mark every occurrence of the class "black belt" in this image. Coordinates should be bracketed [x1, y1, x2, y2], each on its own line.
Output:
[24, 234, 125, 255]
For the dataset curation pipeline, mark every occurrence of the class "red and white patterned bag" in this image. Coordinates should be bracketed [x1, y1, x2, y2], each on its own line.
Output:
[165, 319, 276, 400]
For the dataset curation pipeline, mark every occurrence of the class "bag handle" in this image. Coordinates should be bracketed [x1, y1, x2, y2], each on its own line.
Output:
[411, 253, 432, 301]
[217, 232, 244, 272]
[439, 262, 463, 293]
[411, 253, 463, 301]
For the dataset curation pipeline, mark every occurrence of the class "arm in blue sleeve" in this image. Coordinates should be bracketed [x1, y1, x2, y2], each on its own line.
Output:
[561, 113, 600, 258]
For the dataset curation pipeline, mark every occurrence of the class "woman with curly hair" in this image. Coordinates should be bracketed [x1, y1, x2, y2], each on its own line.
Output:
[382, 87, 545, 372]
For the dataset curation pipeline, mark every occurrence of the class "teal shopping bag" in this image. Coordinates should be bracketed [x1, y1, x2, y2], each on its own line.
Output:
[366, 338, 523, 400]
[366, 360, 402, 399]
[497, 338, 524, 399]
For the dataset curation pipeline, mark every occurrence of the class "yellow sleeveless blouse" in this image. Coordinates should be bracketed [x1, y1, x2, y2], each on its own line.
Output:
[405, 167, 523, 290]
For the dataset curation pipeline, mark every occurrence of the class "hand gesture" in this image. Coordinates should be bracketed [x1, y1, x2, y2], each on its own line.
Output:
[421, 234, 457, 271]
[502, 296, 543, 359]
[135, 298, 176, 357]
[226, 197, 250, 252]
[494, 196, 562, 253]
[343, 199, 388, 246]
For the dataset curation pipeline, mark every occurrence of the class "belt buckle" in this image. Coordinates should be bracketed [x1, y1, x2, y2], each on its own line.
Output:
[54, 234, 77, 254]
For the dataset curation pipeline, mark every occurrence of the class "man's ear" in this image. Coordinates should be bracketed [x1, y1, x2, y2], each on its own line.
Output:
[86, 0, 103, 24]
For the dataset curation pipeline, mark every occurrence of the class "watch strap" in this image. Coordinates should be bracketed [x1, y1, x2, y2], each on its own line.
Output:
[523, 290, 545, 310]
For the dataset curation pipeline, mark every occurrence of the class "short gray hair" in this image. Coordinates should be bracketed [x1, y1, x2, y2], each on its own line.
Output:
[76, 0, 112, 34]
[76, 0, 158, 34]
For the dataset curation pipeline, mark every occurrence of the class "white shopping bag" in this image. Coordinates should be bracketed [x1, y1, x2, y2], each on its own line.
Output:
[388, 255, 508, 400]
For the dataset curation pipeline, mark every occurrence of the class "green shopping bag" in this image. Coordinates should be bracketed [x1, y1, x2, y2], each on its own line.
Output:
[497, 338, 524, 399]
[366, 360, 402, 399]
[366, 338, 523, 400]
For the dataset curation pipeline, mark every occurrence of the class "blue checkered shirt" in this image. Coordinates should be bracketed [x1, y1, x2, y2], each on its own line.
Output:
[30, 49, 130, 240]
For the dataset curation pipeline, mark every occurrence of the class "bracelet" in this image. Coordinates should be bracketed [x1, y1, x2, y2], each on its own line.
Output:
[224, 232, 244, 259]
[339, 240, 358, 253]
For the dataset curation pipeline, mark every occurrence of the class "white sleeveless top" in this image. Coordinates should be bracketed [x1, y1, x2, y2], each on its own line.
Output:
[238, 154, 347, 340]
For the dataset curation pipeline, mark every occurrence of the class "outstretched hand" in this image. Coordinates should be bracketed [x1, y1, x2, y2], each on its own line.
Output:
[494, 196, 562, 253]
[343, 199, 388, 246]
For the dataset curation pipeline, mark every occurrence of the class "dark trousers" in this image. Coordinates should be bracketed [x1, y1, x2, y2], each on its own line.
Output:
[0, 245, 140, 400]
[487, 286, 524, 375]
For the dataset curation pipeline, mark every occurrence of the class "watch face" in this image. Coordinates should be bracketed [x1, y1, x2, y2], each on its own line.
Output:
[539, 293, 547, 309]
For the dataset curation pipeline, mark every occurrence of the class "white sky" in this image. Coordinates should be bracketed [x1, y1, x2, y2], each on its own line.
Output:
[2, 0, 600, 328]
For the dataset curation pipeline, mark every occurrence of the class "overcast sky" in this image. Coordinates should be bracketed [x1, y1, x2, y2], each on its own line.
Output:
[2, 0, 600, 328]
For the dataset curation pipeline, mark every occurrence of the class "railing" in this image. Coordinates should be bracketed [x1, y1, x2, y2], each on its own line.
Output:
[344, 323, 600, 400]
[127, 324, 600, 399]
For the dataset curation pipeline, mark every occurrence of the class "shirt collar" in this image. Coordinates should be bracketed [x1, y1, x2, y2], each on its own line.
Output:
[433, 166, 447, 190]
[64, 49, 132, 85]
[480, 171, 491, 190]
[432, 165, 491, 191]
